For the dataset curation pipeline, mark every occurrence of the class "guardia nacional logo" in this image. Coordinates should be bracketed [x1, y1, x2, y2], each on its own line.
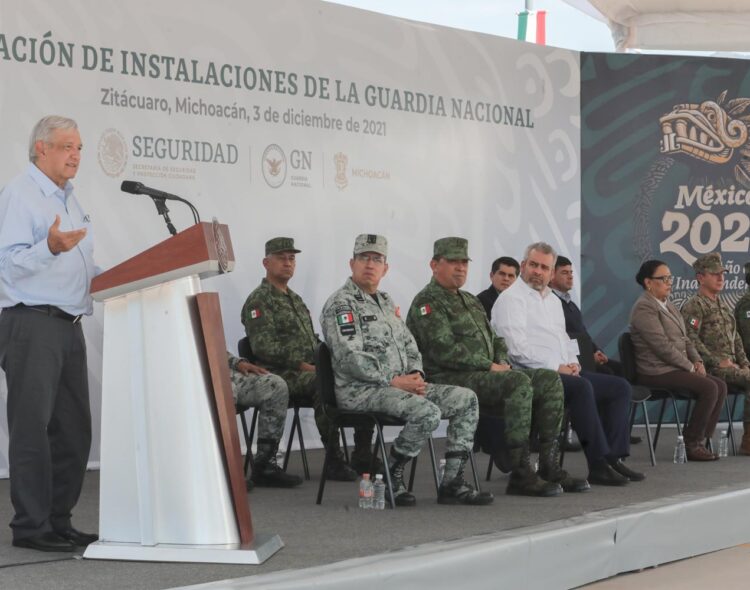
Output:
[262, 144, 287, 188]
[97, 128, 128, 178]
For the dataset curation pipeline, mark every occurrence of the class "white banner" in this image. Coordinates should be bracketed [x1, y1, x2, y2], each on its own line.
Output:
[0, 0, 581, 476]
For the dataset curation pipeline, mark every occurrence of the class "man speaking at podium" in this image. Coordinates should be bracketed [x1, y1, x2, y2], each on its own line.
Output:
[0, 116, 98, 552]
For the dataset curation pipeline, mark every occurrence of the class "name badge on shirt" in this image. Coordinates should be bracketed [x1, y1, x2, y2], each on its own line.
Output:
[361, 315, 377, 322]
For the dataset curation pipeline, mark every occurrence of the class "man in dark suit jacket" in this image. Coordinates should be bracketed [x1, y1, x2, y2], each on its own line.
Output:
[550, 256, 640, 444]
[550, 256, 622, 375]
[477, 256, 519, 319]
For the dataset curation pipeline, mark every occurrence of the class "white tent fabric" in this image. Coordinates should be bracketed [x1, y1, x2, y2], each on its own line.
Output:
[562, 0, 750, 52]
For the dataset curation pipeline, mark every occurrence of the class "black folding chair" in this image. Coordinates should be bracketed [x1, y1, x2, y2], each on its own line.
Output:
[618, 332, 692, 466]
[315, 342, 436, 508]
[237, 336, 310, 479]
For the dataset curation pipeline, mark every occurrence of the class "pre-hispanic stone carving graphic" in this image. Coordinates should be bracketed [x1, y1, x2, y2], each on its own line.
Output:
[660, 90, 750, 186]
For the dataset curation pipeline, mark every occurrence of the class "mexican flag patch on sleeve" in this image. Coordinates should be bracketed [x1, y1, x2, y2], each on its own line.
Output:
[337, 311, 354, 325]
[688, 317, 700, 329]
[250, 308, 262, 319]
[419, 304, 431, 316]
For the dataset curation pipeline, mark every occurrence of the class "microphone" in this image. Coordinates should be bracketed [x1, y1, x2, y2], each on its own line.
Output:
[121, 180, 178, 201]
[120, 180, 201, 227]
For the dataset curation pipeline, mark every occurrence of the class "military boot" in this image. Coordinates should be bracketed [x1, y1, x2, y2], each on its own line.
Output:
[384, 448, 416, 507]
[505, 444, 562, 497]
[740, 423, 750, 456]
[538, 440, 590, 493]
[350, 427, 384, 475]
[438, 451, 494, 505]
[249, 438, 303, 488]
[322, 434, 358, 481]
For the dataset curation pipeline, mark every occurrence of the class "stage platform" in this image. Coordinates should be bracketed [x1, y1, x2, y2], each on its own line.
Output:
[1, 425, 749, 590]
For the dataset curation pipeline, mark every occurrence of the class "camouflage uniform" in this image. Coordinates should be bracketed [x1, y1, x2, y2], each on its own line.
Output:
[227, 352, 288, 443]
[682, 292, 750, 421]
[320, 277, 478, 458]
[241, 277, 324, 431]
[406, 277, 564, 447]
[734, 289, 750, 362]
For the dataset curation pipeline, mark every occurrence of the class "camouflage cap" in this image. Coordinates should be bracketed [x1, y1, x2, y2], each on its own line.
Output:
[265, 237, 301, 256]
[433, 237, 471, 261]
[353, 233, 388, 257]
[693, 252, 726, 274]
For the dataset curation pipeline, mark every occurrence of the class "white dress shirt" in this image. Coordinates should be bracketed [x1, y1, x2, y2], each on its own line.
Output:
[491, 277, 578, 370]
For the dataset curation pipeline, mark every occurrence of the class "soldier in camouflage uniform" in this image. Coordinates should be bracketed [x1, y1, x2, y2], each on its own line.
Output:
[241, 237, 364, 481]
[320, 234, 493, 507]
[735, 263, 750, 357]
[682, 252, 750, 455]
[227, 352, 302, 488]
[406, 238, 589, 496]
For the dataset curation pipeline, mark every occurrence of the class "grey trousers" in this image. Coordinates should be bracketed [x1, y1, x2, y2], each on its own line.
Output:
[0, 307, 91, 540]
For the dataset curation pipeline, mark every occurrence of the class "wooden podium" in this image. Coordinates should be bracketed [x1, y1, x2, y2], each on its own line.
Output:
[83, 222, 282, 564]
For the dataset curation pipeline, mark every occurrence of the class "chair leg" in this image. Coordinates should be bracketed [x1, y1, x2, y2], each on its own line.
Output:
[727, 396, 739, 456]
[294, 408, 310, 480]
[240, 411, 253, 475]
[427, 437, 439, 494]
[407, 454, 419, 493]
[469, 450, 481, 491]
[341, 428, 350, 463]
[283, 409, 298, 471]
[316, 427, 334, 505]
[485, 456, 494, 482]
[641, 401, 656, 466]
[375, 424, 395, 509]
[654, 398, 667, 449]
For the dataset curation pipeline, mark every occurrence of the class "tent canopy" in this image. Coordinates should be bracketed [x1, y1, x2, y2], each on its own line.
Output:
[562, 0, 750, 52]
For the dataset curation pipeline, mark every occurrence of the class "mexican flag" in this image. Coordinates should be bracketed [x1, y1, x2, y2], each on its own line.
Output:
[337, 311, 354, 325]
[517, 10, 546, 45]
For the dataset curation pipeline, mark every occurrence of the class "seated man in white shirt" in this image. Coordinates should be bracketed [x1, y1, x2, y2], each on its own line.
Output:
[491, 242, 644, 486]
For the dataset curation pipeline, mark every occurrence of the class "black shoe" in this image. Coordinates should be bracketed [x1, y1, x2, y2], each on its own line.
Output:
[609, 459, 646, 482]
[251, 460, 303, 488]
[245, 478, 255, 492]
[438, 478, 494, 505]
[325, 455, 358, 481]
[538, 440, 590, 493]
[630, 435, 643, 445]
[506, 469, 563, 497]
[53, 527, 98, 546]
[385, 485, 417, 507]
[13, 532, 76, 552]
[384, 448, 416, 507]
[588, 462, 629, 486]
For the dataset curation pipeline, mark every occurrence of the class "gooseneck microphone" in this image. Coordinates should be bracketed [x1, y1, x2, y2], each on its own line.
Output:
[120, 181, 201, 236]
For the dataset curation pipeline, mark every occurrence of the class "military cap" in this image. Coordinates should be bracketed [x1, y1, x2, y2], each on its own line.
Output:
[433, 237, 471, 260]
[693, 252, 726, 274]
[265, 237, 301, 256]
[353, 233, 388, 257]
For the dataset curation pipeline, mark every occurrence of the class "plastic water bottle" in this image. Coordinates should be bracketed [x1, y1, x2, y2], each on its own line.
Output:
[718, 431, 729, 458]
[359, 473, 373, 509]
[438, 459, 446, 483]
[673, 435, 687, 464]
[373, 474, 385, 510]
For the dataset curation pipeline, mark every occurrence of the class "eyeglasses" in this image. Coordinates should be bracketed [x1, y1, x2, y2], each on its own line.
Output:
[649, 275, 674, 284]
[355, 253, 385, 264]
